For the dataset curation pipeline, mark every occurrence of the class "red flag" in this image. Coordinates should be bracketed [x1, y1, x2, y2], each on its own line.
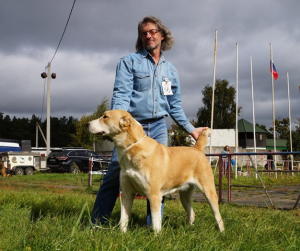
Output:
[270, 61, 278, 80]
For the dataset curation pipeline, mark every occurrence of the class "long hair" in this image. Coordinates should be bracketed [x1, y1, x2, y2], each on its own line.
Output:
[224, 145, 231, 153]
[135, 16, 174, 52]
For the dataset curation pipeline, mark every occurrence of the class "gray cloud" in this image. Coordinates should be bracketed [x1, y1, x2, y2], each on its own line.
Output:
[0, 0, 299, 130]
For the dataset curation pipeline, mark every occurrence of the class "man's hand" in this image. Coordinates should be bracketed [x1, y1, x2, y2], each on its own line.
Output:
[190, 127, 209, 140]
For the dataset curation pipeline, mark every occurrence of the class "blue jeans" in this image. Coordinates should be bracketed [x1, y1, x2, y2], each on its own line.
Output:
[91, 117, 168, 226]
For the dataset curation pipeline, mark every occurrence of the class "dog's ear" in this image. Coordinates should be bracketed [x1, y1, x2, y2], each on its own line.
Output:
[120, 115, 131, 129]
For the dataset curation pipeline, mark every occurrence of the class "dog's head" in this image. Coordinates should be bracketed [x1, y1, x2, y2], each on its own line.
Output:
[88, 110, 143, 140]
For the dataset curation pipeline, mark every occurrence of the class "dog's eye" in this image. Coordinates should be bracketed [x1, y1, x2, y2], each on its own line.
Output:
[103, 115, 108, 119]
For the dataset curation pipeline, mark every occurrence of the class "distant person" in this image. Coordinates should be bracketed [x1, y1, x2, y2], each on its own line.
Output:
[264, 150, 274, 170]
[287, 154, 292, 171]
[221, 145, 235, 172]
[221, 145, 231, 158]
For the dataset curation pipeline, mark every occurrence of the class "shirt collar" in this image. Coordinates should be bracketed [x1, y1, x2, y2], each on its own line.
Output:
[140, 49, 165, 63]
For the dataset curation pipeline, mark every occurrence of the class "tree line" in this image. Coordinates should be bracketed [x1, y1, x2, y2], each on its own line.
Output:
[0, 113, 77, 148]
[0, 100, 108, 149]
[1, 81, 299, 152]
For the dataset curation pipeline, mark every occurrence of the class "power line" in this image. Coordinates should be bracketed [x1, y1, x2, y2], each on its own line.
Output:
[40, 0, 77, 121]
[48, 0, 77, 65]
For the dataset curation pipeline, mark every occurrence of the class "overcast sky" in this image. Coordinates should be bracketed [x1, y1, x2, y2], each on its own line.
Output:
[0, 0, 299, 130]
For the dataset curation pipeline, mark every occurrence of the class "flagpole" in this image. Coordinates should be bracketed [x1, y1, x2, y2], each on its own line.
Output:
[250, 55, 258, 178]
[235, 43, 239, 179]
[286, 72, 293, 172]
[270, 43, 277, 177]
[209, 29, 217, 161]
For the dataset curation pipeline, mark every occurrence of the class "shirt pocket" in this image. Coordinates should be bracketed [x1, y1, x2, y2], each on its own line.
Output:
[133, 72, 151, 92]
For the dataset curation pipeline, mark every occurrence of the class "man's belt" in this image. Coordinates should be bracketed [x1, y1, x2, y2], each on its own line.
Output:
[139, 117, 164, 124]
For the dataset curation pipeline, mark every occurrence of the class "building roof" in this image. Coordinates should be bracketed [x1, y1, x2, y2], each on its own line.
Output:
[238, 119, 268, 133]
[266, 139, 288, 150]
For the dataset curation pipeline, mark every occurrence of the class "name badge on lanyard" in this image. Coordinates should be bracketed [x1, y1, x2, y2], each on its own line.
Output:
[162, 78, 173, 95]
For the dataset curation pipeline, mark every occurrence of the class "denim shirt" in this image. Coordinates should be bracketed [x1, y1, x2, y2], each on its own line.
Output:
[111, 49, 195, 133]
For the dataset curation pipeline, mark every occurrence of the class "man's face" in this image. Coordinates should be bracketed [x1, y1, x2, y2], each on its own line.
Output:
[140, 22, 164, 52]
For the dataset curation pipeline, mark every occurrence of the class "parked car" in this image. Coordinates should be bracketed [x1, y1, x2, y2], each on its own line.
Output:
[47, 148, 109, 173]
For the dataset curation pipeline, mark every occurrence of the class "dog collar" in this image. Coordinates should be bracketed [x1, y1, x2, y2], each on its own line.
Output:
[124, 135, 147, 152]
[118, 135, 147, 164]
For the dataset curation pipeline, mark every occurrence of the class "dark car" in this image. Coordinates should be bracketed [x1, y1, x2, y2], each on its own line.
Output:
[47, 148, 109, 173]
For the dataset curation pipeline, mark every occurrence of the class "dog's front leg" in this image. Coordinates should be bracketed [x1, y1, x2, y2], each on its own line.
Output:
[119, 174, 135, 233]
[119, 191, 134, 233]
[149, 193, 163, 234]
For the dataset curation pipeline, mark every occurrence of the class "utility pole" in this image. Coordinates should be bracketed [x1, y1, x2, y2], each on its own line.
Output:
[41, 63, 56, 156]
[46, 63, 51, 156]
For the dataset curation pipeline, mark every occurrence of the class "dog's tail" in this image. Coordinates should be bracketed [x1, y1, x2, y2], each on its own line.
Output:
[194, 128, 211, 152]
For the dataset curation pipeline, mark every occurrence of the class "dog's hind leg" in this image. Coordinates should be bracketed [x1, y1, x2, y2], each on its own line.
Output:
[179, 185, 195, 225]
[201, 185, 225, 233]
[119, 191, 135, 233]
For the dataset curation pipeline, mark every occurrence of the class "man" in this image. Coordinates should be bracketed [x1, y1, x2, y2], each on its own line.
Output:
[91, 16, 206, 227]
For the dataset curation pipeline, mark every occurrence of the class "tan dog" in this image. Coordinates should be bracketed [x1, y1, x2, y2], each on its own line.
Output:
[88, 110, 224, 234]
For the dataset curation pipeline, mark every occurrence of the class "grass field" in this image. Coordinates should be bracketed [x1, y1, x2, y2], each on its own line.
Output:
[0, 172, 299, 250]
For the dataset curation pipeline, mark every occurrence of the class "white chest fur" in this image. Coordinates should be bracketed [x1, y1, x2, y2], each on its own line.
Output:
[121, 168, 149, 195]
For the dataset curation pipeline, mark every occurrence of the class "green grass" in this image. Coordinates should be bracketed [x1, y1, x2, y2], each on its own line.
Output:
[0, 173, 299, 250]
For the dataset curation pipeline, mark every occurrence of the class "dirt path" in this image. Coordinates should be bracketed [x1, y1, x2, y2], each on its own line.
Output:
[168, 185, 300, 210]
[225, 185, 300, 209]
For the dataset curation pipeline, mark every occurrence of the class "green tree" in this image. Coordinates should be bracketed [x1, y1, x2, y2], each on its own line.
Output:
[70, 99, 108, 149]
[169, 121, 195, 147]
[1, 112, 78, 147]
[268, 117, 300, 154]
[11, 116, 31, 141]
[292, 118, 300, 157]
[196, 79, 240, 129]
[0, 113, 12, 138]
[48, 116, 77, 147]
[269, 117, 290, 139]
[26, 115, 42, 147]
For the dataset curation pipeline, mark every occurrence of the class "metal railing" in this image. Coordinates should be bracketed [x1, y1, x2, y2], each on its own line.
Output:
[207, 151, 300, 209]
[88, 154, 111, 186]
